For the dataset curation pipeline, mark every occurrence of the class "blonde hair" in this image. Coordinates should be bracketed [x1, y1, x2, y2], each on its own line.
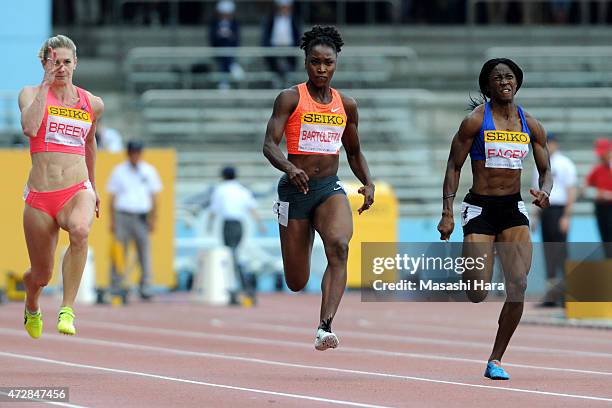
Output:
[38, 34, 77, 62]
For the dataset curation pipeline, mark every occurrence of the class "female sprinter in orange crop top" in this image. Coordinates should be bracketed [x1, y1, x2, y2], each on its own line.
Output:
[437, 58, 552, 380]
[18, 35, 104, 338]
[263, 25, 375, 351]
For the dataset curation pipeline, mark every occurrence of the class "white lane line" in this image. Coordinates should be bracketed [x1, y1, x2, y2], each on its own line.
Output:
[1, 333, 611, 404]
[75, 321, 612, 377]
[77, 306, 612, 351]
[354, 319, 612, 346]
[228, 321, 612, 359]
[0, 391, 87, 408]
[0, 351, 392, 408]
[88, 306, 612, 345]
[100, 298, 599, 332]
[5, 300, 611, 344]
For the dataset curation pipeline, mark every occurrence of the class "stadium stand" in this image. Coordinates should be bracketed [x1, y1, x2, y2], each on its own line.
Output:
[124, 46, 417, 92]
[42, 25, 612, 217]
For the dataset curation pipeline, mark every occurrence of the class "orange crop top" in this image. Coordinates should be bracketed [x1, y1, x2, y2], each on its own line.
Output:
[284, 82, 347, 155]
[30, 86, 94, 156]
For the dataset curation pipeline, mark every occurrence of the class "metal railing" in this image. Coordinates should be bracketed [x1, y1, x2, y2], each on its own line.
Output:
[484, 46, 612, 87]
[467, 0, 611, 25]
[486, 46, 612, 59]
[125, 45, 418, 92]
[140, 87, 612, 145]
[140, 88, 433, 106]
[139, 87, 607, 217]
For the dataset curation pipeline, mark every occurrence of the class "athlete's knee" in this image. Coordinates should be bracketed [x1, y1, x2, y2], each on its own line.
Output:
[466, 289, 488, 303]
[68, 223, 91, 246]
[286, 277, 308, 292]
[506, 275, 528, 297]
[326, 238, 349, 263]
[28, 267, 53, 287]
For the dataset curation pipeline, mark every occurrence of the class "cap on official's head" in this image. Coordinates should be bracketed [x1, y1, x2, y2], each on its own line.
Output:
[275, 0, 293, 6]
[216, 0, 235, 14]
[547, 132, 557, 143]
[594, 138, 611, 157]
[221, 165, 236, 180]
[127, 140, 144, 152]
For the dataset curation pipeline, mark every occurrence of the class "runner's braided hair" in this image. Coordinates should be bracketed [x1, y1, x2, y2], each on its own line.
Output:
[300, 25, 344, 56]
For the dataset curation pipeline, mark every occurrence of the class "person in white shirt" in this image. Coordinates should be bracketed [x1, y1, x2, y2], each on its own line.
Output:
[208, 166, 265, 305]
[531, 133, 577, 307]
[95, 124, 123, 152]
[106, 141, 163, 301]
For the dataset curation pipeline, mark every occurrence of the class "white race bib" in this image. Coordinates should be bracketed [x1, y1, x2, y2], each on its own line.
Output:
[44, 106, 92, 147]
[273, 200, 289, 227]
[484, 130, 530, 170]
[298, 112, 345, 154]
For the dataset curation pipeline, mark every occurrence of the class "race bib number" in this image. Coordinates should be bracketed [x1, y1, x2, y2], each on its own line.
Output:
[273, 200, 289, 227]
[298, 112, 345, 154]
[45, 106, 92, 147]
[484, 130, 530, 169]
[460, 202, 483, 227]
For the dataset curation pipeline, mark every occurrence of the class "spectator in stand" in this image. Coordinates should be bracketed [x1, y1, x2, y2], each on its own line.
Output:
[209, 0, 243, 89]
[262, 0, 301, 87]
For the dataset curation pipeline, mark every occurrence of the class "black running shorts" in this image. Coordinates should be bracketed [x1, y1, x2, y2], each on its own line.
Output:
[461, 191, 529, 236]
[274, 175, 346, 224]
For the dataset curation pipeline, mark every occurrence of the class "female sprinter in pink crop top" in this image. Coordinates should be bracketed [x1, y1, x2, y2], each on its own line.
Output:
[18, 34, 104, 338]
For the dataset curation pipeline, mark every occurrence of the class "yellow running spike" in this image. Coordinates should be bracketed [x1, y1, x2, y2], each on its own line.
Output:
[57, 306, 76, 335]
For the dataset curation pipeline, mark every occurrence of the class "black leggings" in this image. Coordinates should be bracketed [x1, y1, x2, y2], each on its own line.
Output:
[223, 220, 248, 292]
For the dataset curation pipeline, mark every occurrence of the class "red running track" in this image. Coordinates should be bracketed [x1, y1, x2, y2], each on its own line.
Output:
[0, 292, 611, 407]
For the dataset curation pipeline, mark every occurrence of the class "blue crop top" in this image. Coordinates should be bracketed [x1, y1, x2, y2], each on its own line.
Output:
[469, 102, 531, 170]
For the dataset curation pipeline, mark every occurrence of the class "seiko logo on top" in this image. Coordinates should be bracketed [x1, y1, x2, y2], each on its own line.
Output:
[301, 113, 345, 126]
[484, 131, 530, 144]
[48, 106, 91, 122]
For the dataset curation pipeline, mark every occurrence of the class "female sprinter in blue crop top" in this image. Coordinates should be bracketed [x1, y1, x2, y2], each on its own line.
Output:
[437, 58, 552, 380]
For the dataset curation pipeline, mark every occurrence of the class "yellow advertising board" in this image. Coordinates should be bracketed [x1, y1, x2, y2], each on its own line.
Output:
[0, 149, 175, 290]
[565, 259, 612, 319]
[345, 181, 398, 288]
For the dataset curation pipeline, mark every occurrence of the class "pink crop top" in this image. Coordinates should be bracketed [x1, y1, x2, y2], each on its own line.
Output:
[30, 86, 94, 156]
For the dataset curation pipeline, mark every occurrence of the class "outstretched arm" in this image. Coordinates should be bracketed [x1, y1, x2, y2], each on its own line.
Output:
[437, 108, 483, 240]
[262, 88, 310, 193]
[341, 94, 374, 215]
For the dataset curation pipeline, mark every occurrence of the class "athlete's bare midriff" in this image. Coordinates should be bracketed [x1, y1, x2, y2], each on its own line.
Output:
[28, 151, 88, 191]
[288, 153, 340, 179]
[470, 160, 522, 196]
